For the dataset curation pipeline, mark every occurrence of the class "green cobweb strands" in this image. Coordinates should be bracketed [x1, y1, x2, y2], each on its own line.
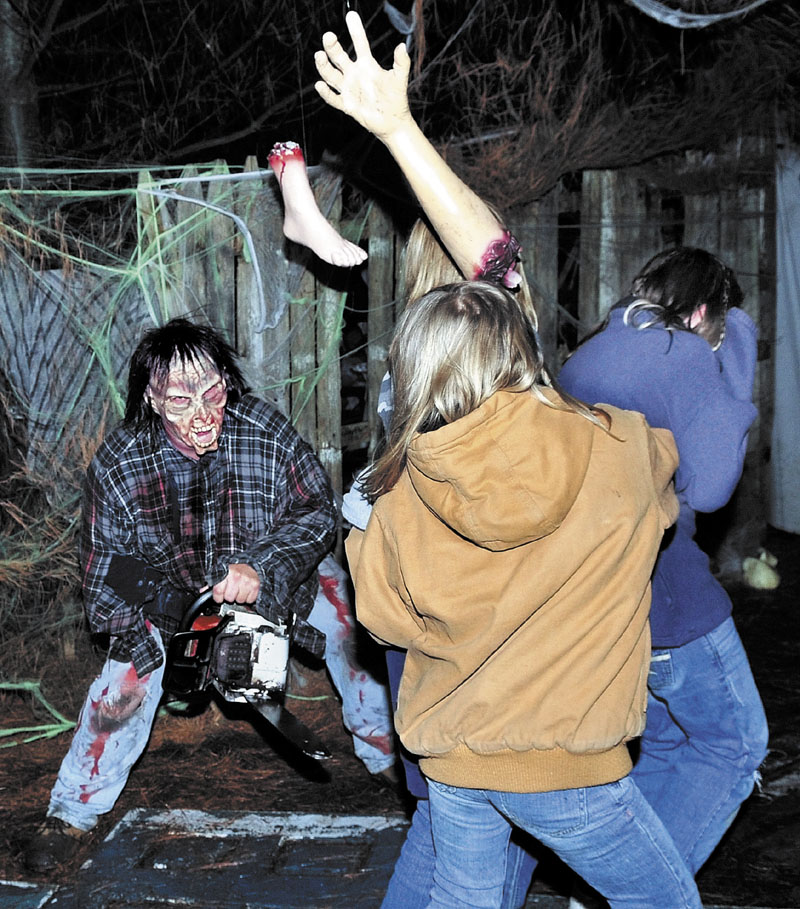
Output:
[0, 681, 75, 748]
[0, 159, 374, 503]
[0, 162, 297, 481]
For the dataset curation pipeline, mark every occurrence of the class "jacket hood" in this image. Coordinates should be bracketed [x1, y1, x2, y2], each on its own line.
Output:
[406, 389, 594, 551]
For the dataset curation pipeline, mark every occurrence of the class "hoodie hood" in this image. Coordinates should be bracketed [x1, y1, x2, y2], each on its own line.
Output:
[406, 389, 594, 551]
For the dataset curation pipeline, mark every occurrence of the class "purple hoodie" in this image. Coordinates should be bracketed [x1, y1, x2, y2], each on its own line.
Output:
[559, 303, 757, 647]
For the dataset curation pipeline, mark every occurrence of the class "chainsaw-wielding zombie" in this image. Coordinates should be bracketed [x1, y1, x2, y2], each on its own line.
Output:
[26, 318, 395, 873]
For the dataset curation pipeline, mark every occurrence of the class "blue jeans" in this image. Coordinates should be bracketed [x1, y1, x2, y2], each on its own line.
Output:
[426, 776, 701, 908]
[631, 616, 769, 873]
[381, 798, 537, 909]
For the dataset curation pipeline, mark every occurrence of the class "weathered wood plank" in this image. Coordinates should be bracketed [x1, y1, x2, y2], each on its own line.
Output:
[577, 170, 604, 332]
[291, 264, 318, 447]
[579, 170, 663, 332]
[316, 195, 345, 499]
[512, 188, 560, 366]
[206, 160, 237, 340]
[136, 169, 172, 324]
[366, 203, 396, 455]
[175, 164, 207, 323]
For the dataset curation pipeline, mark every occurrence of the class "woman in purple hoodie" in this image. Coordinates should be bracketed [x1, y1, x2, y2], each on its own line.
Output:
[559, 247, 769, 878]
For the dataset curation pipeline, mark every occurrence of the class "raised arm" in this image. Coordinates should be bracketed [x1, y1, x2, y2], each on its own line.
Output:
[315, 11, 521, 288]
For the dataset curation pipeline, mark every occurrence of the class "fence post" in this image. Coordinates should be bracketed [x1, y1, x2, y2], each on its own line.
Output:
[206, 160, 236, 341]
[290, 261, 318, 450]
[683, 176, 721, 253]
[577, 170, 605, 333]
[175, 164, 206, 321]
[235, 157, 293, 414]
[512, 188, 560, 366]
[579, 170, 663, 334]
[136, 169, 172, 324]
[367, 203, 396, 455]
[316, 200, 345, 502]
[722, 165, 769, 531]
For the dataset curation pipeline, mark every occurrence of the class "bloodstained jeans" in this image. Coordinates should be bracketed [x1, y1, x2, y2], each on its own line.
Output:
[49, 558, 395, 830]
[308, 554, 395, 775]
[49, 625, 167, 830]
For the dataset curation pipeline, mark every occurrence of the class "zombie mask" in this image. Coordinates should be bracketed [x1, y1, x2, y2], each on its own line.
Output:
[147, 355, 227, 459]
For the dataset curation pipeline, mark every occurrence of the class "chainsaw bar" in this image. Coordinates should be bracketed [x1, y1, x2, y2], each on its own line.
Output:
[248, 697, 331, 762]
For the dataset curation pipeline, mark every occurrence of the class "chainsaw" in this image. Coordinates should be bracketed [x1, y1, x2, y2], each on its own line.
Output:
[162, 590, 330, 762]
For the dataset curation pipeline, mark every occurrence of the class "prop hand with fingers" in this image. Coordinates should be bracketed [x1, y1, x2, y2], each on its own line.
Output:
[315, 10, 413, 143]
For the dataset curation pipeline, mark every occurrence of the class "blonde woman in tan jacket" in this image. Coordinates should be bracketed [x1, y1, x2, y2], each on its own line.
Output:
[348, 281, 702, 908]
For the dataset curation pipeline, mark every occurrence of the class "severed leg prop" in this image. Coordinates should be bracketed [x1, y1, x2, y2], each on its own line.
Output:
[268, 141, 367, 268]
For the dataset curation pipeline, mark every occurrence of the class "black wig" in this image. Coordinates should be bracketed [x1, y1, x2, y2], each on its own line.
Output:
[124, 318, 248, 436]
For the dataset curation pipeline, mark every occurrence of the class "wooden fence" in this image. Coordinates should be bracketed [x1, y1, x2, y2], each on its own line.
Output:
[135, 157, 356, 498]
[134, 142, 775, 529]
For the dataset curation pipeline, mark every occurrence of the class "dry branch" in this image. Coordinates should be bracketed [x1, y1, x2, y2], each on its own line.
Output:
[401, 0, 794, 209]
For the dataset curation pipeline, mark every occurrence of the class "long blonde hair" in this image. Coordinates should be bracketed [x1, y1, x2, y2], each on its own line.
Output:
[363, 281, 600, 499]
[400, 216, 540, 334]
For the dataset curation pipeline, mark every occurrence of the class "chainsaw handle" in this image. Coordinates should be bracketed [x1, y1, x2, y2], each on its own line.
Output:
[177, 588, 219, 633]
[163, 590, 226, 698]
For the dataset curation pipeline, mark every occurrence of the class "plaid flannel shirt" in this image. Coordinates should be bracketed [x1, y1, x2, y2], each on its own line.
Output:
[80, 394, 337, 676]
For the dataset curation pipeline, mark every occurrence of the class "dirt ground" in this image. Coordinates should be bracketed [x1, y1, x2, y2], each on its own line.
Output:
[1, 526, 798, 907]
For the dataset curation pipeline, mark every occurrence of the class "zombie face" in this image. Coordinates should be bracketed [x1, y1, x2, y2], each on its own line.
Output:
[146, 355, 227, 459]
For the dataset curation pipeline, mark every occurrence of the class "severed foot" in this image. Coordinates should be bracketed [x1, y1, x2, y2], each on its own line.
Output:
[268, 141, 367, 268]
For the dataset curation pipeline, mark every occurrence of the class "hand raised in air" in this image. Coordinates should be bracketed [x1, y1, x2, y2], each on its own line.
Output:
[315, 11, 412, 143]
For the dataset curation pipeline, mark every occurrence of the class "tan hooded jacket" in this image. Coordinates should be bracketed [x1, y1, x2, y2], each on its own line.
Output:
[351, 388, 679, 793]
